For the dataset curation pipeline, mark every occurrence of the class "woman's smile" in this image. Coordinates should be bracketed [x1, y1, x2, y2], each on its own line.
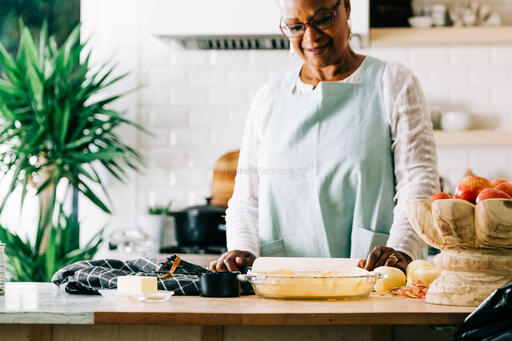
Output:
[304, 42, 330, 56]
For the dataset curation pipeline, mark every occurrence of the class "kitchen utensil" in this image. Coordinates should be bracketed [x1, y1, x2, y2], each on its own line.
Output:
[430, 106, 443, 130]
[406, 199, 512, 306]
[167, 198, 226, 247]
[238, 270, 384, 299]
[440, 111, 471, 131]
[107, 229, 154, 254]
[408, 16, 434, 28]
[210, 150, 239, 207]
[449, 2, 501, 27]
[431, 4, 447, 26]
[138, 214, 178, 253]
[200, 272, 240, 297]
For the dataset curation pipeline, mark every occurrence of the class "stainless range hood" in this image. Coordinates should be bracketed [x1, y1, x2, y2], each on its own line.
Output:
[148, 0, 369, 50]
[169, 35, 290, 50]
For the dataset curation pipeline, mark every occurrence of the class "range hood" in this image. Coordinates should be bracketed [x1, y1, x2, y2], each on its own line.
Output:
[148, 0, 369, 50]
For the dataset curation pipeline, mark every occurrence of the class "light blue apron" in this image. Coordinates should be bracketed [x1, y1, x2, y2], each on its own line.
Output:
[258, 56, 395, 260]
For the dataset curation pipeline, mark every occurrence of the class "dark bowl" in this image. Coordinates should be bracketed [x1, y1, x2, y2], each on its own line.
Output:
[199, 272, 240, 297]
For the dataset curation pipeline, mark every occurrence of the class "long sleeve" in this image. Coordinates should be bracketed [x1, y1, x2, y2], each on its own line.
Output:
[383, 63, 441, 260]
[225, 80, 278, 256]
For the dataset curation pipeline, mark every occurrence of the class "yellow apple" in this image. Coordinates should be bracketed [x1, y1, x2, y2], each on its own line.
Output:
[374, 266, 406, 293]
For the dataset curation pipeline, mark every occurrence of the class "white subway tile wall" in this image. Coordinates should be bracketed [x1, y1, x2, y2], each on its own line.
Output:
[75, 0, 512, 236]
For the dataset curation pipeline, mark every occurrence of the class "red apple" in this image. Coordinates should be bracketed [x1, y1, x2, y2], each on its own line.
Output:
[475, 188, 512, 204]
[491, 179, 510, 187]
[429, 192, 451, 201]
[495, 182, 512, 197]
[454, 176, 492, 204]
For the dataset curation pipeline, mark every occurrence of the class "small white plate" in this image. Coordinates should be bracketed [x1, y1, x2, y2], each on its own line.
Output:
[408, 16, 434, 28]
[98, 289, 174, 303]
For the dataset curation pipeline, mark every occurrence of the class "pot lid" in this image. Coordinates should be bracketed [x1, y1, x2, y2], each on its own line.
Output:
[170, 198, 226, 215]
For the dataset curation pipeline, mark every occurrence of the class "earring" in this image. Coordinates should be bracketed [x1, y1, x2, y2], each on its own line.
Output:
[289, 42, 295, 56]
[348, 18, 353, 41]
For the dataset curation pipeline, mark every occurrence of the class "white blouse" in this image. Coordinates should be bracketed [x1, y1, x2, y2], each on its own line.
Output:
[225, 59, 440, 260]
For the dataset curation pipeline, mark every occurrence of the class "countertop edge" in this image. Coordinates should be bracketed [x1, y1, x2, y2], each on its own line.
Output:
[94, 311, 470, 326]
[0, 312, 94, 325]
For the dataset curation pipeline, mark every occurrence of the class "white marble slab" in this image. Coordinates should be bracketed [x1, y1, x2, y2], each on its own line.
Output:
[0, 283, 110, 324]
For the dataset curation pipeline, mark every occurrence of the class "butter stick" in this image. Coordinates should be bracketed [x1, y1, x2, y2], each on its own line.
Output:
[117, 276, 157, 294]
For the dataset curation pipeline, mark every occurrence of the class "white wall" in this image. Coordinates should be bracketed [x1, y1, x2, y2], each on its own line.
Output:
[5, 0, 512, 245]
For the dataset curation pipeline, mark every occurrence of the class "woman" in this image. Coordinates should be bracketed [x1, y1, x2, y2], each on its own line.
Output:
[209, 0, 439, 273]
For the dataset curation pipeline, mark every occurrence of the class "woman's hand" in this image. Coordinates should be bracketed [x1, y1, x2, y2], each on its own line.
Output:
[207, 250, 256, 272]
[357, 246, 412, 273]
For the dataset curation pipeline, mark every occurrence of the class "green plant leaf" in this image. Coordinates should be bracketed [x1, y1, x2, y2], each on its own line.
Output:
[0, 22, 146, 282]
[0, 225, 33, 257]
[38, 22, 48, 70]
[0, 41, 18, 76]
[34, 175, 53, 195]
[59, 100, 71, 145]
[61, 25, 81, 67]
[19, 26, 40, 70]
[77, 180, 111, 214]
[45, 225, 57, 281]
[19, 176, 29, 215]
[0, 154, 27, 213]
[63, 135, 94, 150]
[73, 150, 127, 162]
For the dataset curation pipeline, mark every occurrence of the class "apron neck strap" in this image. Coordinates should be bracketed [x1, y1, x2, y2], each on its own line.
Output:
[282, 55, 385, 94]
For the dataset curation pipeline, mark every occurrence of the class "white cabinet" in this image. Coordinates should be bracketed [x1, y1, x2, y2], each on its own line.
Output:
[149, 0, 370, 49]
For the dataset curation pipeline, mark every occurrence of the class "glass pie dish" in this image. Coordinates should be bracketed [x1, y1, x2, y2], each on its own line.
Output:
[237, 268, 387, 300]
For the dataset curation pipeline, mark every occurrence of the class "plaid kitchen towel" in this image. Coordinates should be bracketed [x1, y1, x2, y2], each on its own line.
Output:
[52, 255, 208, 295]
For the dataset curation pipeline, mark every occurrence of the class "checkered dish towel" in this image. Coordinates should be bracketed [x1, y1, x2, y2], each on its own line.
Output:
[52, 255, 207, 295]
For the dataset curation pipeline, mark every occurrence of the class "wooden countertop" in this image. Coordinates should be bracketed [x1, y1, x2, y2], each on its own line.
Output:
[0, 283, 474, 326]
[95, 294, 474, 326]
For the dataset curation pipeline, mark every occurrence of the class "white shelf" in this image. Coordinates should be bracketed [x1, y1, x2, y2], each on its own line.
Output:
[370, 26, 512, 47]
[434, 130, 512, 147]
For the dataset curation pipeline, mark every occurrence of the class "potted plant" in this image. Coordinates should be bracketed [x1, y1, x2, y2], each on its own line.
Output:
[138, 201, 176, 254]
[0, 22, 147, 281]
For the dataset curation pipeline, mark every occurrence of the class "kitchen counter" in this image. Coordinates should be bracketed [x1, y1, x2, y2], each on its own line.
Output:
[1, 283, 475, 341]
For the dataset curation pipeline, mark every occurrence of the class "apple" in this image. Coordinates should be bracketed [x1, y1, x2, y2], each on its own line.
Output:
[429, 192, 451, 201]
[475, 188, 511, 204]
[495, 182, 512, 197]
[491, 179, 510, 187]
[454, 176, 492, 204]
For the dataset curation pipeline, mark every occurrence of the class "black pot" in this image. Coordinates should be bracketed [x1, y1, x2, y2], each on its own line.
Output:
[200, 272, 240, 297]
[167, 198, 226, 247]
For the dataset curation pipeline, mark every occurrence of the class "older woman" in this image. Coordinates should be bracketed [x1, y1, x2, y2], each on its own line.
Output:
[209, 0, 439, 273]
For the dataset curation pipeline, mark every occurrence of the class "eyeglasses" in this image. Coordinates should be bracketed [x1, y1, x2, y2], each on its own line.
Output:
[279, 0, 343, 38]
